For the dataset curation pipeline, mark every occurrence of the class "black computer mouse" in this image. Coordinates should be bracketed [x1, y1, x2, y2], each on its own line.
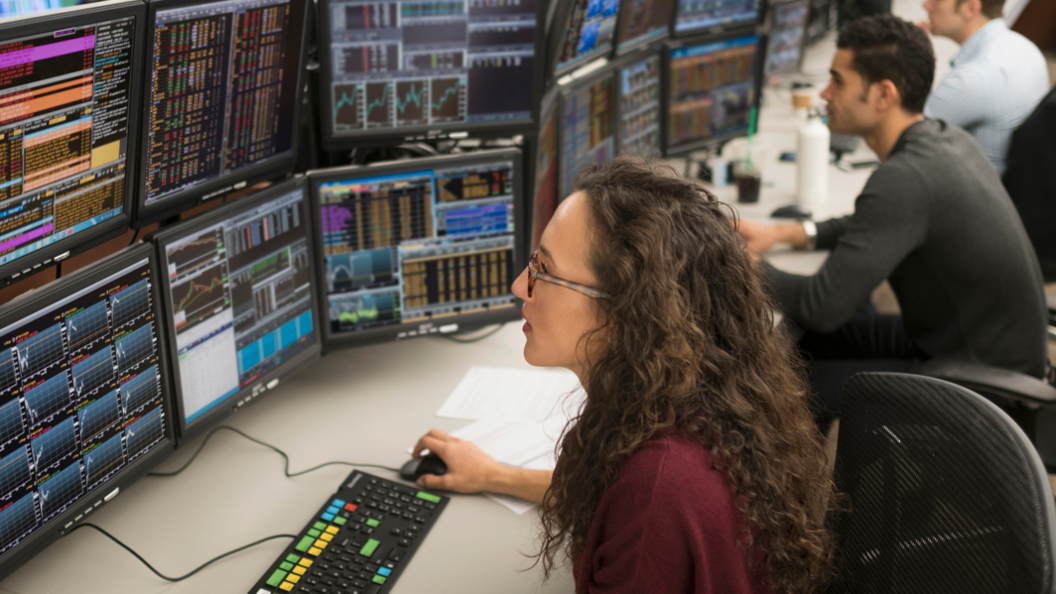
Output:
[770, 204, 813, 220]
[399, 453, 448, 482]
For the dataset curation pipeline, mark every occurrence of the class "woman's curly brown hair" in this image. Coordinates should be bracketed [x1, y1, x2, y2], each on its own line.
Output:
[536, 156, 838, 593]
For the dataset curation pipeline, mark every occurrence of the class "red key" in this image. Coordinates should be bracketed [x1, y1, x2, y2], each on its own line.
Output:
[344, 503, 357, 512]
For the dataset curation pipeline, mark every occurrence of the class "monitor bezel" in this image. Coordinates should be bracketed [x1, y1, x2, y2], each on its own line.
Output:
[0, 243, 175, 583]
[672, 0, 765, 38]
[307, 148, 526, 351]
[315, 0, 547, 150]
[526, 84, 562, 258]
[552, 0, 620, 77]
[0, 0, 145, 287]
[613, 44, 666, 158]
[132, 0, 311, 228]
[662, 30, 767, 155]
[149, 177, 323, 446]
[614, 0, 673, 55]
[763, 0, 809, 78]
[557, 61, 618, 199]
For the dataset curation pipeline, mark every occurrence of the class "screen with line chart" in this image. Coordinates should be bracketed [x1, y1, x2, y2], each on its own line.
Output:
[0, 252, 168, 562]
[137, 0, 308, 223]
[310, 149, 521, 347]
[322, 0, 537, 143]
[156, 179, 318, 432]
[0, 1, 143, 282]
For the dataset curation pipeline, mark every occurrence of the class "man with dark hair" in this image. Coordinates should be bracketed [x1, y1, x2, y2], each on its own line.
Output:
[738, 15, 1047, 428]
[921, 0, 1048, 175]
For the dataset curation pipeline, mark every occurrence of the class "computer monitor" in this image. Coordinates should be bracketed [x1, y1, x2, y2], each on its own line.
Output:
[559, 66, 615, 198]
[135, 0, 310, 227]
[317, 0, 543, 149]
[553, 0, 619, 75]
[764, 0, 807, 78]
[308, 149, 523, 349]
[0, 0, 79, 17]
[530, 87, 560, 253]
[0, 244, 173, 580]
[150, 177, 322, 443]
[674, 0, 762, 36]
[615, 0, 672, 54]
[616, 48, 662, 157]
[0, 0, 145, 285]
[665, 32, 764, 154]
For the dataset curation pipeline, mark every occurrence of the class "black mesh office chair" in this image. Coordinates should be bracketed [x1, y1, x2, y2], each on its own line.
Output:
[827, 373, 1056, 594]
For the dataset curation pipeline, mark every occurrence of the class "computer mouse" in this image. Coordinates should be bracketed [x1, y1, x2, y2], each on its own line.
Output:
[399, 453, 448, 482]
[770, 204, 813, 220]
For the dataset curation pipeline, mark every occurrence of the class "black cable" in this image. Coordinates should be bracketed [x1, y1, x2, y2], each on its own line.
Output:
[71, 523, 294, 582]
[440, 323, 506, 343]
[128, 228, 140, 247]
[148, 425, 400, 478]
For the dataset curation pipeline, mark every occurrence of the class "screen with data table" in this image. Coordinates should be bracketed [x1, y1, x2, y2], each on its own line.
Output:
[311, 150, 521, 346]
[0, 249, 168, 566]
[155, 179, 319, 435]
[0, 3, 142, 280]
[617, 51, 661, 157]
[615, 0, 672, 52]
[674, 0, 760, 34]
[139, 0, 307, 222]
[554, 0, 619, 74]
[559, 70, 615, 198]
[321, 0, 538, 144]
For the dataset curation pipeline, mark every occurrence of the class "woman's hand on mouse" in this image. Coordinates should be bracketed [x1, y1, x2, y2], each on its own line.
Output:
[411, 429, 504, 493]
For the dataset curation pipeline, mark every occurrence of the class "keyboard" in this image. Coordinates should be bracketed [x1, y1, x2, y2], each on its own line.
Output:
[249, 470, 449, 594]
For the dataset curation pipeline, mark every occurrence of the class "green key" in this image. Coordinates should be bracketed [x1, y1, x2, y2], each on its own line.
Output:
[285, 554, 300, 564]
[312, 521, 327, 531]
[334, 516, 347, 526]
[266, 569, 288, 587]
[279, 562, 294, 571]
[295, 535, 314, 552]
[366, 518, 380, 528]
[416, 491, 441, 503]
[372, 575, 387, 585]
[359, 538, 380, 557]
[308, 529, 321, 538]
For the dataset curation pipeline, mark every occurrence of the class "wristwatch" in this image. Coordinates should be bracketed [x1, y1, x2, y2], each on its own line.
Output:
[798, 221, 817, 251]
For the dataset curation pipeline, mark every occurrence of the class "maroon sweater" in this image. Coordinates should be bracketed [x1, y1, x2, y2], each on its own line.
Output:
[572, 432, 774, 594]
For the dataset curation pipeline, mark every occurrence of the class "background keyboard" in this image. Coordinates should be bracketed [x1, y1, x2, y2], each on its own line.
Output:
[249, 470, 449, 594]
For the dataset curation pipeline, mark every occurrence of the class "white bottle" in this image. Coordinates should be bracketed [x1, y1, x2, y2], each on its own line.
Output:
[797, 114, 830, 211]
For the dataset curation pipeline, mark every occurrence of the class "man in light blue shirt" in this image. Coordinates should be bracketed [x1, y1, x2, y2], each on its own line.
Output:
[921, 0, 1049, 175]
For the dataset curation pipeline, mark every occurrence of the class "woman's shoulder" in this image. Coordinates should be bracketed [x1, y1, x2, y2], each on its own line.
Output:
[611, 429, 733, 508]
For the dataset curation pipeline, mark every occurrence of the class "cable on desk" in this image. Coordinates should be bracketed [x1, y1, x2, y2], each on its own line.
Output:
[440, 322, 506, 343]
[71, 523, 294, 582]
[147, 425, 400, 478]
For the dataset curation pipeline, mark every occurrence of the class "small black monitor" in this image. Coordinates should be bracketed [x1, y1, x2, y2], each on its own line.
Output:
[150, 178, 322, 444]
[615, 0, 672, 54]
[318, 0, 543, 148]
[553, 0, 619, 75]
[308, 149, 524, 349]
[558, 66, 615, 198]
[0, 244, 173, 581]
[673, 0, 762, 36]
[616, 48, 662, 157]
[0, 0, 146, 285]
[665, 32, 765, 154]
[530, 87, 560, 253]
[135, 0, 310, 227]
[764, 0, 808, 78]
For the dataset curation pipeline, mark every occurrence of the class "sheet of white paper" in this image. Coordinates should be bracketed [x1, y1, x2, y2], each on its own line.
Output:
[436, 366, 585, 422]
[484, 491, 538, 515]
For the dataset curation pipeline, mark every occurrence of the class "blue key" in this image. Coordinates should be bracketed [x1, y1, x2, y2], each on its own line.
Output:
[333, 499, 346, 507]
[326, 506, 339, 515]
[322, 513, 335, 521]
[378, 567, 392, 577]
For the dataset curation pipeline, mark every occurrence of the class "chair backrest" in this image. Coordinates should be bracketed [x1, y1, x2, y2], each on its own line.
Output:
[828, 372, 1056, 594]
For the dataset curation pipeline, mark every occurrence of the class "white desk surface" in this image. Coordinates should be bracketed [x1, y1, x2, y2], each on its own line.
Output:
[0, 5, 958, 590]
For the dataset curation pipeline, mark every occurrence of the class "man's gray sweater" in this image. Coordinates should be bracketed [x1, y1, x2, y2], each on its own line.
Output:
[764, 118, 1048, 378]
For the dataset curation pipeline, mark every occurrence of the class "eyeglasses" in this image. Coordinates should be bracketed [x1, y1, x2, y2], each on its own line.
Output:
[527, 250, 610, 299]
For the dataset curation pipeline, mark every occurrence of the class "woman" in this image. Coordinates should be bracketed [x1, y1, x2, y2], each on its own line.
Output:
[412, 157, 836, 593]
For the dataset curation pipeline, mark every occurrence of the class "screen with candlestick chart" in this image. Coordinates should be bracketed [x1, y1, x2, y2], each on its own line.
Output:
[321, 0, 538, 144]
[310, 149, 521, 347]
[156, 179, 318, 432]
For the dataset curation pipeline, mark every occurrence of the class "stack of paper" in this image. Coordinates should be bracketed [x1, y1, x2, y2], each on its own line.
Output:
[431, 367, 585, 514]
